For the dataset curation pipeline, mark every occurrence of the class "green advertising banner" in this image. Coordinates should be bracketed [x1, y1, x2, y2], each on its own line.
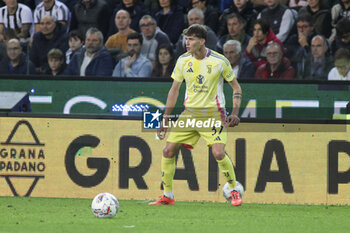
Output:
[0, 78, 349, 119]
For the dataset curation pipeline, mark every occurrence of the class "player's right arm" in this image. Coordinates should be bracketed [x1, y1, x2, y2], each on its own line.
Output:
[157, 80, 182, 140]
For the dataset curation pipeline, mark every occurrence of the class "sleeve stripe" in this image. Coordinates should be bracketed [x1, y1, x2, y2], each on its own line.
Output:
[210, 53, 230, 67]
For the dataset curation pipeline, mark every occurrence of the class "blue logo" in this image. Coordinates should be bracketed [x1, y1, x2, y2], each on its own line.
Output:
[143, 110, 162, 129]
[196, 74, 204, 84]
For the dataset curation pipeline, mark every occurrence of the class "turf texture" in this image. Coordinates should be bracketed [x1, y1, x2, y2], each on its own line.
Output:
[0, 196, 349, 233]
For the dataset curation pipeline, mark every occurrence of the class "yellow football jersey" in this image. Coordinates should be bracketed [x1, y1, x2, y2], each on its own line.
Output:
[171, 49, 235, 110]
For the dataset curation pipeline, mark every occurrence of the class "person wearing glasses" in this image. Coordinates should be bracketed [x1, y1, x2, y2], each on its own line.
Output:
[139, 15, 171, 66]
[285, 13, 317, 71]
[245, 18, 284, 69]
[0, 38, 35, 74]
[255, 42, 295, 79]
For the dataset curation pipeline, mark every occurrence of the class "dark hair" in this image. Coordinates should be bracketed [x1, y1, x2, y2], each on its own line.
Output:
[253, 18, 270, 35]
[127, 32, 143, 45]
[153, 43, 175, 78]
[297, 13, 314, 26]
[226, 13, 246, 26]
[4, 28, 17, 41]
[336, 18, 350, 39]
[334, 48, 350, 61]
[158, 0, 178, 8]
[191, 0, 207, 7]
[69, 30, 84, 41]
[183, 24, 207, 39]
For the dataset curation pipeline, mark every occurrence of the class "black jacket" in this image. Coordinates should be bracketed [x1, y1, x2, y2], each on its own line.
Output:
[30, 23, 69, 69]
[0, 53, 35, 75]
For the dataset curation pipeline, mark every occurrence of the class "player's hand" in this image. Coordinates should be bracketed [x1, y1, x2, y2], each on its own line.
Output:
[157, 126, 167, 140]
[227, 114, 240, 127]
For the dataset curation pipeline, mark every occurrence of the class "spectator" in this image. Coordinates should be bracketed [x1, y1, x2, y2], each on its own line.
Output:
[257, 0, 296, 43]
[66, 30, 84, 64]
[0, 0, 33, 42]
[328, 48, 350, 80]
[0, 38, 35, 74]
[59, 0, 78, 12]
[64, 27, 114, 76]
[223, 40, 255, 79]
[245, 19, 284, 68]
[139, 15, 171, 66]
[154, 0, 185, 44]
[152, 43, 175, 78]
[42, 48, 66, 75]
[297, 35, 333, 79]
[285, 13, 316, 69]
[299, 0, 332, 38]
[217, 0, 258, 37]
[34, 0, 70, 33]
[112, 32, 152, 77]
[191, 0, 220, 34]
[144, 0, 160, 14]
[331, 18, 350, 54]
[70, 0, 111, 39]
[255, 42, 295, 79]
[107, 0, 149, 37]
[30, 15, 69, 73]
[216, 13, 250, 54]
[105, 10, 135, 52]
[331, 0, 350, 29]
[289, 0, 308, 9]
[175, 8, 217, 57]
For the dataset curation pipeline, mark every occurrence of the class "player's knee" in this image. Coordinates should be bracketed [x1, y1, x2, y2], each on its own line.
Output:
[212, 148, 225, 160]
[163, 146, 176, 158]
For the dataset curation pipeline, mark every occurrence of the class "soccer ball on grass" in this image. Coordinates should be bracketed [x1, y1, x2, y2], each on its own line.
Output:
[91, 192, 119, 218]
[223, 181, 244, 202]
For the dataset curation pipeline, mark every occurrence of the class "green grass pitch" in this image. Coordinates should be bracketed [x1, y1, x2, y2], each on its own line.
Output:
[0, 196, 349, 233]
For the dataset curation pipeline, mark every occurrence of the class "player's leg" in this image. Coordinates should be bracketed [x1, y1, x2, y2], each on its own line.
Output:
[161, 142, 182, 198]
[211, 143, 242, 206]
[149, 142, 181, 205]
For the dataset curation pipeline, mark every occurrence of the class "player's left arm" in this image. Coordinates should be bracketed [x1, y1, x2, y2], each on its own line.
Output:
[227, 78, 242, 127]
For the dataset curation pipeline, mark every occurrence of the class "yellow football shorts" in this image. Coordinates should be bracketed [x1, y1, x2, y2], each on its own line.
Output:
[166, 109, 228, 147]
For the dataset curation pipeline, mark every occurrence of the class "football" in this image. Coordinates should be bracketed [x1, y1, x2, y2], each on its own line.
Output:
[223, 181, 244, 202]
[91, 192, 119, 218]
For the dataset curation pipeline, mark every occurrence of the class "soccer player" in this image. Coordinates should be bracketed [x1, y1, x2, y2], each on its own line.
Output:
[149, 24, 242, 206]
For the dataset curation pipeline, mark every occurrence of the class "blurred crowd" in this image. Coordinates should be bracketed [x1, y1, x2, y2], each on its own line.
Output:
[0, 0, 349, 80]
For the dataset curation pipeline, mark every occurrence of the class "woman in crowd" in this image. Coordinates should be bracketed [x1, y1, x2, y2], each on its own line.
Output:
[152, 43, 175, 78]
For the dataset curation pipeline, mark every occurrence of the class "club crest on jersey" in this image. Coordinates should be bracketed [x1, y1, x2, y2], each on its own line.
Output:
[196, 74, 205, 84]
[207, 65, 212, 74]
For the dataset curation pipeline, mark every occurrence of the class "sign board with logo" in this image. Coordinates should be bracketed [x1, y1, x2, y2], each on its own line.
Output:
[0, 115, 349, 205]
[0, 78, 349, 119]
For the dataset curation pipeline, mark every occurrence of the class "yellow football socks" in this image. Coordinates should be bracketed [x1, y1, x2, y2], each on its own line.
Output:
[217, 155, 237, 189]
[161, 156, 176, 193]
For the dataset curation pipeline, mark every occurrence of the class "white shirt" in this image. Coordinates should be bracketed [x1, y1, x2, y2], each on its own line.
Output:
[34, 0, 69, 24]
[0, 3, 33, 32]
[232, 64, 239, 78]
[80, 53, 93, 76]
[328, 67, 350, 81]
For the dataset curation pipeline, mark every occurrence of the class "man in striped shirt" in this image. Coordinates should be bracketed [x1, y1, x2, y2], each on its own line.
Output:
[33, 0, 69, 32]
[0, 0, 33, 41]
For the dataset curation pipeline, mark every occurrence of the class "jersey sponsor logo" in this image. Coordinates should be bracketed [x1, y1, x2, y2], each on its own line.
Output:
[214, 136, 221, 141]
[187, 67, 194, 73]
[196, 74, 204, 84]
